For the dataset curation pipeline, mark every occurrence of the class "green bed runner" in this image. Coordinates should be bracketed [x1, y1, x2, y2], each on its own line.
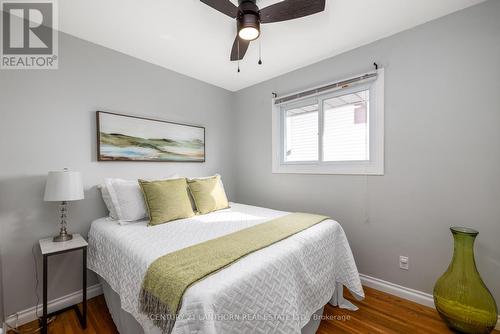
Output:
[139, 212, 329, 333]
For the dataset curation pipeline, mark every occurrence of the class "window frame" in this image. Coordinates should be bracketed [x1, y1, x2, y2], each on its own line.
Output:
[272, 69, 384, 175]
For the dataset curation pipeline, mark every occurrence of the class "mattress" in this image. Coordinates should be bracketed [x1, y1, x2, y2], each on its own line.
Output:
[88, 203, 364, 334]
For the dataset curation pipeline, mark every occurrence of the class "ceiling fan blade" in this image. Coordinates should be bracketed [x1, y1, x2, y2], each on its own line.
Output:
[230, 36, 250, 61]
[200, 0, 238, 18]
[260, 0, 326, 24]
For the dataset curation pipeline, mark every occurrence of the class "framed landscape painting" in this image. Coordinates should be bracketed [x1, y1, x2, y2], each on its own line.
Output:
[97, 111, 205, 162]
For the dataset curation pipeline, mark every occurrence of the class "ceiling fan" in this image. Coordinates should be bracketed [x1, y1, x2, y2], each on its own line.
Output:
[200, 0, 326, 62]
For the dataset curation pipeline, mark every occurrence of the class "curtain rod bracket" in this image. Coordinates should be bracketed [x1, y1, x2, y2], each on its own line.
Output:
[272, 92, 277, 98]
[373, 62, 378, 70]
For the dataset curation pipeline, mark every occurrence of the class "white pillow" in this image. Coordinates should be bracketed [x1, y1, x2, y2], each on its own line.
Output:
[103, 174, 179, 224]
[98, 184, 118, 220]
[105, 178, 147, 223]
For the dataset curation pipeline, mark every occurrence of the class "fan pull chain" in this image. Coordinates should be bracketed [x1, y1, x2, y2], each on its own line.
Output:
[258, 37, 263, 65]
[237, 39, 241, 73]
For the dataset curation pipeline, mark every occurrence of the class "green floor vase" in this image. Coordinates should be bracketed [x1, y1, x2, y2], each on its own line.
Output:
[434, 227, 498, 334]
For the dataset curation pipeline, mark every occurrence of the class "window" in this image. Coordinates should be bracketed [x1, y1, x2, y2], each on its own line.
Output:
[272, 70, 384, 175]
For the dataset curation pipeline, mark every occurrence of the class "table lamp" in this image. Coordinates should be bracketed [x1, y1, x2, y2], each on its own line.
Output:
[44, 169, 84, 242]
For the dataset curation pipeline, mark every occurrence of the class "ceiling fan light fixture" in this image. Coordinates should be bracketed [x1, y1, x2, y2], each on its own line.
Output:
[239, 26, 259, 40]
[237, 12, 260, 41]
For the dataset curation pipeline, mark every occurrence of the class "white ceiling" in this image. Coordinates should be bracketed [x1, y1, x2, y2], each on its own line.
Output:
[58, 0, 485, 91]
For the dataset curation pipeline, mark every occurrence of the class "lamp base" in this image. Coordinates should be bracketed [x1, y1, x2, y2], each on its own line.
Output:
[53, 200, 73, 242]
[53, 233, 73, 242]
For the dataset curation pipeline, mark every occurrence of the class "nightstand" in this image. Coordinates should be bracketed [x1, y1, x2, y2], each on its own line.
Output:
[39, 234, 88, 334]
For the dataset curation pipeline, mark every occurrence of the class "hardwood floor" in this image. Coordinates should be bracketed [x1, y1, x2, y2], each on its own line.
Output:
[318, 286, 499, 334]
[10, 286, 499, 334]
[8, 296, 118, 334]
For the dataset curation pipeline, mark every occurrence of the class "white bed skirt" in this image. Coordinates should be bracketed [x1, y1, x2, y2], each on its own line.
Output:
[99, 276, 324, 334]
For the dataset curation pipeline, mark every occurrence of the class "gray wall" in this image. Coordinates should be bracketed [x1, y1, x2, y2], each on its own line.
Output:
[232, 0, 500, 304]
[0, 33, 235, 316]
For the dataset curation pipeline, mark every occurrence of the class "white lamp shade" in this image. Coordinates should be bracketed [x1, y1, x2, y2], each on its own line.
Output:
[44, 170, 84, 202]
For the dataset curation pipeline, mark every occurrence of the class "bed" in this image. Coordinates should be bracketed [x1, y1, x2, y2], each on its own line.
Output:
[88, 202, 364, 334]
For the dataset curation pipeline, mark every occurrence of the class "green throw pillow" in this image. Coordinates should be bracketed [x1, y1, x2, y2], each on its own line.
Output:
[139, 178, 194, 226]
[188, 175, 229, 214]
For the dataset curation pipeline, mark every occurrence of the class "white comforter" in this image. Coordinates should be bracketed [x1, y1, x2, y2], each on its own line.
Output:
[88, 203, 363, 334]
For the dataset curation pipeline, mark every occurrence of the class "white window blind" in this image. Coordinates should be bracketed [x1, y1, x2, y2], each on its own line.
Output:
[285, 103, 318, 162]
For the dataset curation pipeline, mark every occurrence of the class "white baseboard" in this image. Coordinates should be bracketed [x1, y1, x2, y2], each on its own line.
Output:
[359, 273, 435, 308]
[360, 273, 500, 331]
[3, 283, 102, 329]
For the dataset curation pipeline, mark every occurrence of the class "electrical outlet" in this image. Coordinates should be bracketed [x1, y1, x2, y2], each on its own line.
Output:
[399, 256, 409, 270]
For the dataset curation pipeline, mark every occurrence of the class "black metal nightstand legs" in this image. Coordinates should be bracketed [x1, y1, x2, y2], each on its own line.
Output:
[42, 254, 47, 334]
[41, 247, 87, 334]
[82, 247, 87, 329]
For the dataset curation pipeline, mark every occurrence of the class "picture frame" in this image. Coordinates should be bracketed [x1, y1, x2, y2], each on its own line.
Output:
[96, 111, 205, 162]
